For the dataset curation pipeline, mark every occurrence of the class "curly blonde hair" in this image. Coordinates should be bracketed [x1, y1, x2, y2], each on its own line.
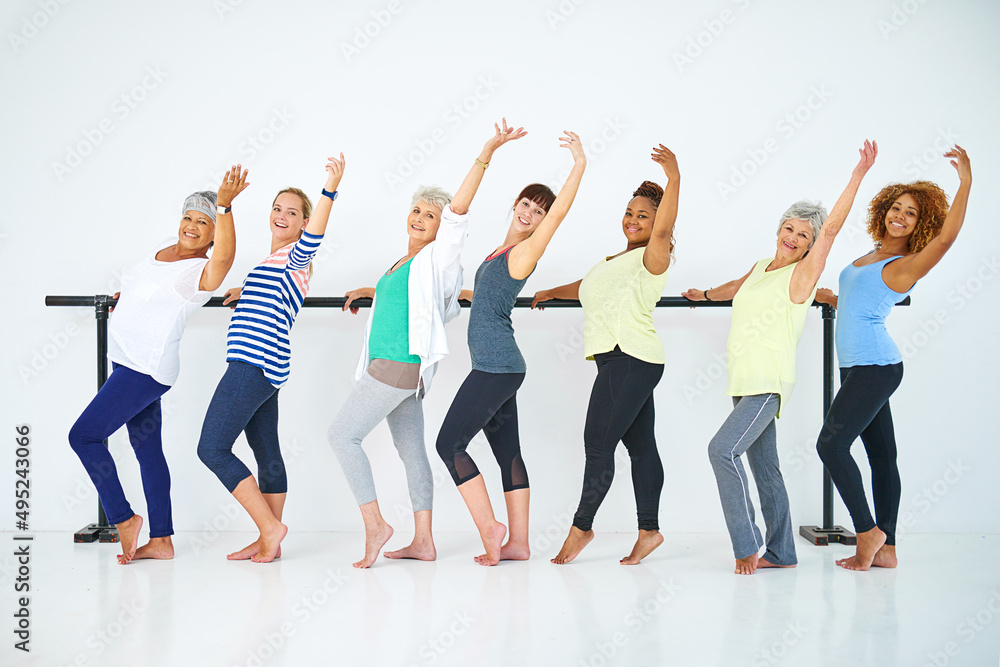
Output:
[866, 181, 950, 253]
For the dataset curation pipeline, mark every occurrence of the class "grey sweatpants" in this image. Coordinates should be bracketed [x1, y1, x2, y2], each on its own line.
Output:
[707, 394, 796, 565]
[329, 372, 433, 511]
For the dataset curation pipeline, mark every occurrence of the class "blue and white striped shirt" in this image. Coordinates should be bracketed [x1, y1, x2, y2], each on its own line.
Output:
[226, 232, 322, 387]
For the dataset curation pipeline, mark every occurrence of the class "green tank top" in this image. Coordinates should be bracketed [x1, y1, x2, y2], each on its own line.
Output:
[726, 258, 815, 418]
[369, 258, 420, 364]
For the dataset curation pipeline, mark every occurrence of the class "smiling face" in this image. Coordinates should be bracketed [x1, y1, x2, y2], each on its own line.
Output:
[621, 196, 656, 245]
[511, 197, 548, 234]
[406, 199, 443, 244]
[775, 218, 815, 262]
[270, 192, 309, 244]
[884, 193, 920, 240]
[176, 209, 215, 252]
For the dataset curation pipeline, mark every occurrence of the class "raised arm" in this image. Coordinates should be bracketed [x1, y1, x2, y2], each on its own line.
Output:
[531, 279, 582, 309]
[200, 165, 249, 292]
[449, 118, 527, 215]
[790, 140, 878, 303]
[508, 131, 587, 280]
[304, 153, 346, 238]
[682, 267, 753, 302]
[643, 145, 680, 276]
[883, 145, 972, 291]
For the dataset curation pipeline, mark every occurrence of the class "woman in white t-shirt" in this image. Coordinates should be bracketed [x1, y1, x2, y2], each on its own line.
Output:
[69, 166, 248, 565]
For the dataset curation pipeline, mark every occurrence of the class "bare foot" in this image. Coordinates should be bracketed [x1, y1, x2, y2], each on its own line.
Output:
[735, 552, 759, 575]
[115, 514, 143, 565]
[131, 536, 174, 561]
[836, 527, 886, 571]
[620, 529, 664, 565]
[227, 539, 281, 561]
[384, 536, 436, 561]
[251, 523, 288, 564]
[472, 522, 507, 567]
[870, 544, 897, 568]
[757, 557, 796, 569]
[355, 521, 393, 569]
[498, 540, 531, 561]
[551, 527, 594, 565]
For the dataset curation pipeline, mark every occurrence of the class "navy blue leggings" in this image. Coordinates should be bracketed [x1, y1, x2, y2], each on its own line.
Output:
[573, 348, 664, 532]
[197, 361, 286, 494]
[816, 363, 903, 544]
[436, 370, 527, 492]
[69, 363, 173, 537]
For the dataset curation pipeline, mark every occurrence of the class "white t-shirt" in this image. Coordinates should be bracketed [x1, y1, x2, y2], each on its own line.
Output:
[107, 238, 213, 386]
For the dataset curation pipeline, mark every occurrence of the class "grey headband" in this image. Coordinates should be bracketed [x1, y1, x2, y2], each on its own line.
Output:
[183, 191, 218, 223]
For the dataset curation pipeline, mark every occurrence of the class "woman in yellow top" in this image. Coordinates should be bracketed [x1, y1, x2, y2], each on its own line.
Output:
[532, 145, 678, 565]
[683, 140, 877, 574]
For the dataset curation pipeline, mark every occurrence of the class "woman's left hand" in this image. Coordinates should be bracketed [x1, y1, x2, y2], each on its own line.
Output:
[217, 165, 250, 207]
[324, 153, 346, 191]
[652, 144, 679, 180]
[851, 139, 878, 179]
[560, 131, 586, 164]
[483, 117, 527, 157]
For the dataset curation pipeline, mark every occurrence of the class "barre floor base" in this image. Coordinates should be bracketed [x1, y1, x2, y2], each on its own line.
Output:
[3, 531, 997, 666]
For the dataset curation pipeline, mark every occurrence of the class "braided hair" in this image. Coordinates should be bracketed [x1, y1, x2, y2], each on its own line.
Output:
[629, 180, 674, 257]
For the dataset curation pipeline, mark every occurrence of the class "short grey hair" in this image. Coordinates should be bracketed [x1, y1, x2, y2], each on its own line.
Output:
[777, 200, 828, 248]
[410, 185, 452, 212]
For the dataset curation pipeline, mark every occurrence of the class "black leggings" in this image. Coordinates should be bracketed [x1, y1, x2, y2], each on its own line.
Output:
[816, 363, 903, 544]
[436, 370, 528, 492]
[573, 347, 664, 532]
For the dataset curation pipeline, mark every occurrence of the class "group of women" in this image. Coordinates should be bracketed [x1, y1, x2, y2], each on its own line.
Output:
[67, 119, 972, 574]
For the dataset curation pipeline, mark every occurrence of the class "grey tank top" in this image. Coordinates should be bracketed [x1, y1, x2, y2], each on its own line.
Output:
[467, 247, 532, 374]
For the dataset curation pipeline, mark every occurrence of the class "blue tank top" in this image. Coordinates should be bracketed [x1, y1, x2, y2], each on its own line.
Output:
[467, 247, 532, 374]
[835, 254, 914, 368]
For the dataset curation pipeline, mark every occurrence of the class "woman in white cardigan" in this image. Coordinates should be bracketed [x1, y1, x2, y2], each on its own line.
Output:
[333, 119, 526, 568]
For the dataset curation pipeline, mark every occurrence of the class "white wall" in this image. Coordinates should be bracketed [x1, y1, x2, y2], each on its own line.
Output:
[3, 0, 998, 545]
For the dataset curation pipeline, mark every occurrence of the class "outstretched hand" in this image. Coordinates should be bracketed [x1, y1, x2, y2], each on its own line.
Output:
[218, 165, 250, 207]
[852, 139, 878, 179]
[325, 153, 346, 191]
[945, 144, 972, 183]
[560, 131, 586, 163]
[651, 144, 679, 180]
[483, 117, 527, 156]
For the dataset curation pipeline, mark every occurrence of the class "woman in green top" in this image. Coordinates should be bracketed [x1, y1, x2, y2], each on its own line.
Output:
[532, 145, 679, 565]
[682, 140, 877, 575]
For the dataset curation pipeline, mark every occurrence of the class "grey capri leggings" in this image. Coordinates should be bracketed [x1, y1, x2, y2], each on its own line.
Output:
[329, 372, 433, 511]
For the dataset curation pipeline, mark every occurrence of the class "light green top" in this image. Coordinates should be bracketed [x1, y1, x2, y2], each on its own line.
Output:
[726, 258, 816, 418]
[578, 248, 668, 364]
[369, 258, 420, 364]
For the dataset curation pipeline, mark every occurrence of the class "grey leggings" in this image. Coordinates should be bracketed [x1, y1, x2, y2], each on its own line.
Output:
[707, 394, 796, 566]
[329, 372, 433, 511]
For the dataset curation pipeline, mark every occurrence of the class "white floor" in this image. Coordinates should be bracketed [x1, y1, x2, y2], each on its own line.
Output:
[2, 532, 998, 667]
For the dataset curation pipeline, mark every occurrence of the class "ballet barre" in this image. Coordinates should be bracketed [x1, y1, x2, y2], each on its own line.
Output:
[45, 293, 909, 545]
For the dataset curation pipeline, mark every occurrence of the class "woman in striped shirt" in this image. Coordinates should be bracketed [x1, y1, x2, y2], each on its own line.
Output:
[197, 155, 345, 563]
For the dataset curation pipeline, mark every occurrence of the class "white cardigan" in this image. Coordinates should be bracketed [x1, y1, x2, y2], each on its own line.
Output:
[354, 205, 470, 397]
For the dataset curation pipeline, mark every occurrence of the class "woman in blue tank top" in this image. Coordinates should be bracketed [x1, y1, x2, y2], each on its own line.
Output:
[435, 131, 587, 566]
[815, 145, 972, 571]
